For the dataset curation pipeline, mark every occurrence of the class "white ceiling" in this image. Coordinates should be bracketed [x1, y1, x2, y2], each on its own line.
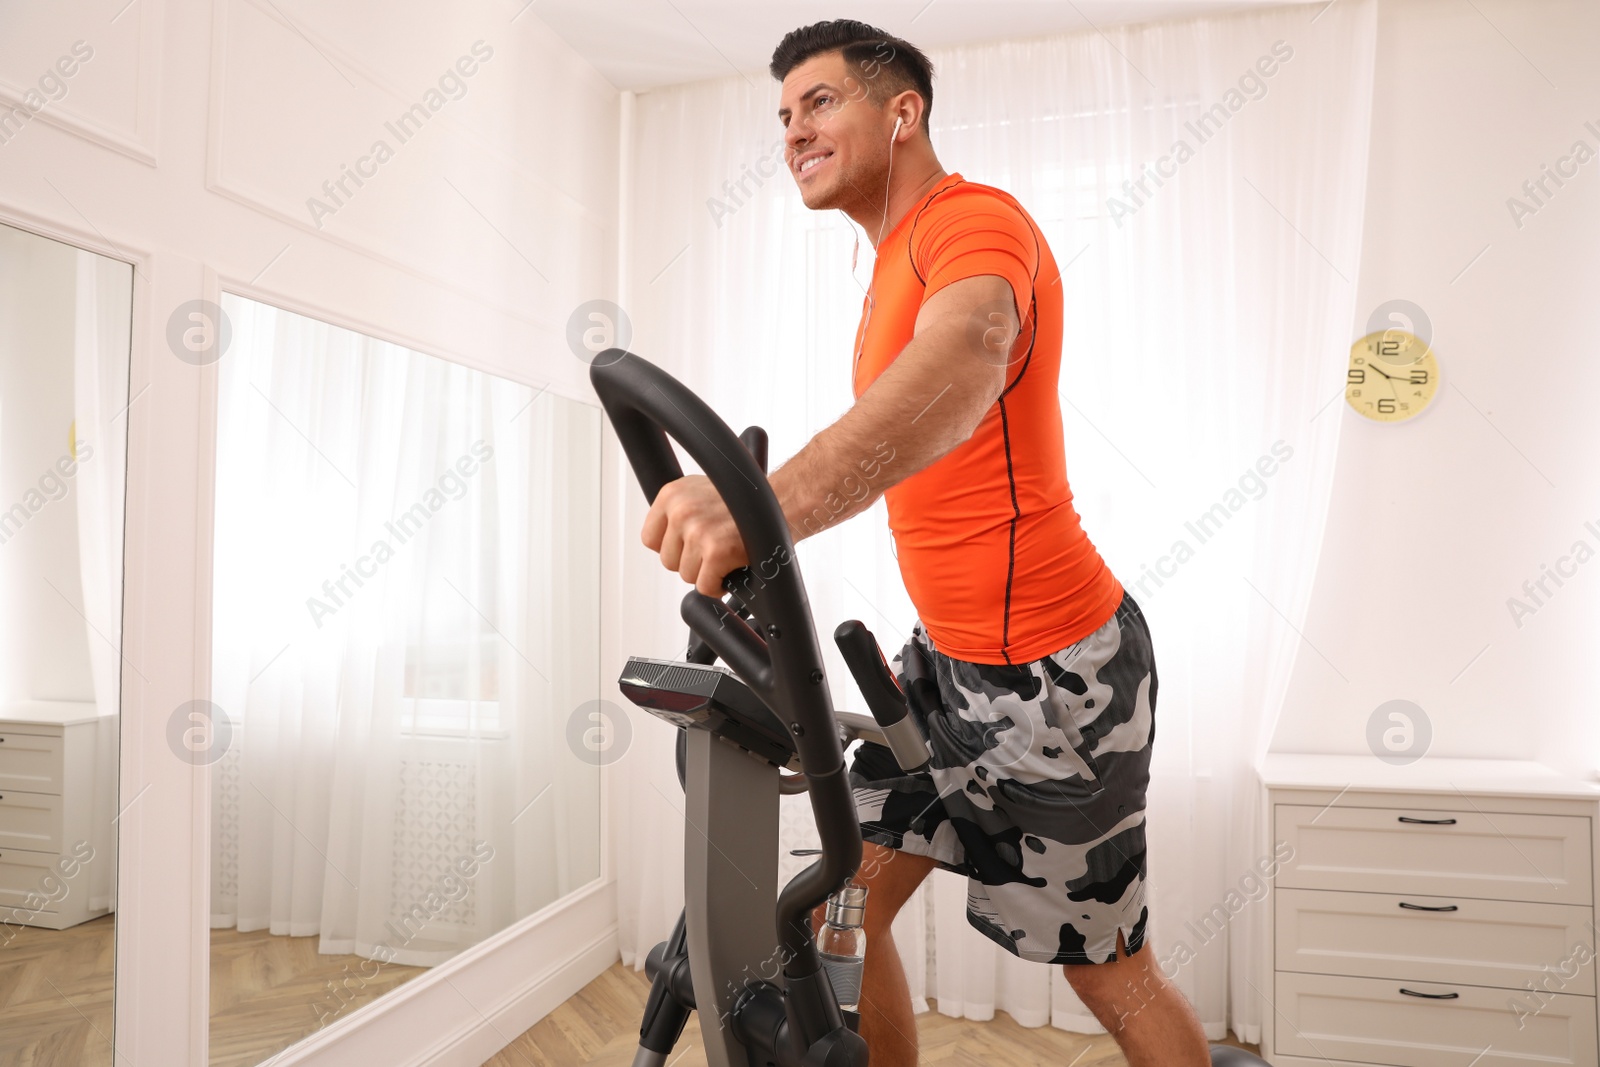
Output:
[530, 0, 1299, 92]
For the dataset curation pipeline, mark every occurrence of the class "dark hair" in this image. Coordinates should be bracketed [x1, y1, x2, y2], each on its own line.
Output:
[770, 20, 935, 131]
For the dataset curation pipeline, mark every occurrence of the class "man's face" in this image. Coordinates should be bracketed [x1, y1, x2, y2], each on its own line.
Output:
[778, 51, 893, 212]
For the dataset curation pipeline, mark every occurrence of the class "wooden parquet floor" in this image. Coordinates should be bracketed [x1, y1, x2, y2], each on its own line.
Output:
[0, 914, 116, 1067]
[208, 925, 428, 1066]
[485, 961, 1263, 1067]
[0, 916, 436, 1067]
[0, 921, 1264, 1067]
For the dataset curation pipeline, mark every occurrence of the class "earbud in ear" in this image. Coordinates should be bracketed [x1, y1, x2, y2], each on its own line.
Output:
[892, 117, 903, 138]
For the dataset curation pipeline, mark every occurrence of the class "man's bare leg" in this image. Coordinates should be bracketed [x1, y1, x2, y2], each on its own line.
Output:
[810, 841, 937, 1067]
[1062, 928, 1211, 1067]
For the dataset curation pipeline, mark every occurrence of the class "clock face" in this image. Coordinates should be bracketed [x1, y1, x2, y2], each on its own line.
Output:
[1346, 330, 1439, 422]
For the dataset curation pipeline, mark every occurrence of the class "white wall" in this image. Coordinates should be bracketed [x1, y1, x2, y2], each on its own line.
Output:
[1270, 0, 1600, 777]
[0, 227, 95, 705]
[0, 1, 624, 1063]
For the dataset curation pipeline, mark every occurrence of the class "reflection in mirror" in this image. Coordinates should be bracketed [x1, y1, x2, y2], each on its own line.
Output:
[207, 293, 602, 1065]
[0, 221, 131, 1065]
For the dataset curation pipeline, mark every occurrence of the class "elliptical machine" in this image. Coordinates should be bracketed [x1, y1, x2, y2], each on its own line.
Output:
[591, 350, 1269, 1067]
[593, 349, 931, 1067]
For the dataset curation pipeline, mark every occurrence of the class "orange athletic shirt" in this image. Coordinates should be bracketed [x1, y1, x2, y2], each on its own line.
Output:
[852, 172, 1124, 665]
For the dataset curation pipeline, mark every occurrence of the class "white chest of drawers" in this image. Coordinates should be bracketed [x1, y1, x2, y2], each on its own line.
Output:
[0, 701, 117, 930]
[1260, 755, 1600, 1067]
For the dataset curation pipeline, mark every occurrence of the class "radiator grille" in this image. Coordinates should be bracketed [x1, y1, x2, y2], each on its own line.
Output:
[390, 755, 478, 928]
[213, 741, 242, 909]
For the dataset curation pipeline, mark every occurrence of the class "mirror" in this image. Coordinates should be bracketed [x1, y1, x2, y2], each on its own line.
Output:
[0, 221, 132, 1065]
[206, 293, 602, 1065]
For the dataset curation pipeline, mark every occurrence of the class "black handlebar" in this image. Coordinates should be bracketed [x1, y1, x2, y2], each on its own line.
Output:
[835, 620, 933, 773]
[684, 426, 767, 666]
[589, 349, 862, 987]
[834, 622, 908, 731]
[739, 425, 768, 476]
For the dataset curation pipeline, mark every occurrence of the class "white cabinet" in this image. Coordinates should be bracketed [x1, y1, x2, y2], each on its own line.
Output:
[0, 701, 117, 929]
[1261, 755, 1600, 1067]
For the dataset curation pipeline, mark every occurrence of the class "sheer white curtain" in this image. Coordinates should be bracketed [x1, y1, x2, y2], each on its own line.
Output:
[615, 0, 1377, 1045]
[211, 296, 600, 965]
[72, 249, 131, 913]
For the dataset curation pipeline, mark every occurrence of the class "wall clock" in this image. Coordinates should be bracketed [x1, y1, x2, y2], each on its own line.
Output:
[1346, 330, 1439, 422]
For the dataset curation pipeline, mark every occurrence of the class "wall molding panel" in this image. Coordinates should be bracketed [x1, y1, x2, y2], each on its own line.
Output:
[0, 0, 163, 164]
[0, 0, 625, 1063]
[206, 0, 613, 339]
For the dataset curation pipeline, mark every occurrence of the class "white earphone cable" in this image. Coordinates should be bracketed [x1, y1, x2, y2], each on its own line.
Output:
[853, 115, 902, 372]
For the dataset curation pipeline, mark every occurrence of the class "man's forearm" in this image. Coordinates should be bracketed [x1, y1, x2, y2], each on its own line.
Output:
[769, 321, 1002, 542]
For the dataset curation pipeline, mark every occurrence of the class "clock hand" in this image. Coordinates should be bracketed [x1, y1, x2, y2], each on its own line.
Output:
[1361, 361, 1402, 398]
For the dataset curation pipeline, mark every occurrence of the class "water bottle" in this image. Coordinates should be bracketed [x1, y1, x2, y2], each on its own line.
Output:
[818, 883, 868, 1012]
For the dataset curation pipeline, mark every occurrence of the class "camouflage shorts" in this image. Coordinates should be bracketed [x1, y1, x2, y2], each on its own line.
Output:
[848, 588, 1155, 966]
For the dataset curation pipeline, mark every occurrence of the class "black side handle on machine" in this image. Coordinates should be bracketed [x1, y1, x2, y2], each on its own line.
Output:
[589, 349, 861, 1021]
[834, 620, 932, 773]
[684, 426, 767, 667]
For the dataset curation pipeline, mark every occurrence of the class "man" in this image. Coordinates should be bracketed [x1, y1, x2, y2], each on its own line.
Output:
[641, 18, 1211, 1067]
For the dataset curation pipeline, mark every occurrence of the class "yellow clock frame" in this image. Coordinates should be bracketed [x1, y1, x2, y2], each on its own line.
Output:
[1346, 330, 1439, 422]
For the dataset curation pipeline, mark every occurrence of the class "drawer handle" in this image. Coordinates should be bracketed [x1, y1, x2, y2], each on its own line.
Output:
[1398, 901, 1458, 912]
[1399, 987, 1460, 1000]
[1397, 816, 1457, 825]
